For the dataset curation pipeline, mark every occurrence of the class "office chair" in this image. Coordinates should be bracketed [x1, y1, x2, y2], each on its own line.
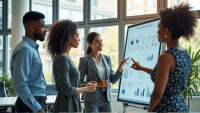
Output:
[0, 81, 8, 112]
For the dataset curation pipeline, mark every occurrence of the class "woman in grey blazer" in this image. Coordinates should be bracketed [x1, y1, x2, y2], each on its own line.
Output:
[78, 32, 128, 112]
[46, 20, 97, 112]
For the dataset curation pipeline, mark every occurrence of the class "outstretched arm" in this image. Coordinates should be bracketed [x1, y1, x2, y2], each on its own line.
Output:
[117, 58, 129, 73]
[141, 67, 153, 74]
[108, 56, 128, 84]
[130, 58, 153, 74]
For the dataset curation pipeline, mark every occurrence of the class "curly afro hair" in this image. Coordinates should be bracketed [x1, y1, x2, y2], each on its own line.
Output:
[159, 3, 199, 40]
[46, 20, 78, 59]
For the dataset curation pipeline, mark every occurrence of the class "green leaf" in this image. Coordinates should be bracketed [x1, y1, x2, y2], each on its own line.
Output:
[182, 90, 187, 100]
[188, 89, 192, 99]
[188, 45, 191, 55]
[190, 87, 196, 96]
[193, 49, 200, 61]
[181, 91, 185, 100]
[191, 51, 195, 63]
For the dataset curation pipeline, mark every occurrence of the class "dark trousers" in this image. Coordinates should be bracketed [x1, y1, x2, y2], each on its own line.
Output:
[15, 96, 47, 112]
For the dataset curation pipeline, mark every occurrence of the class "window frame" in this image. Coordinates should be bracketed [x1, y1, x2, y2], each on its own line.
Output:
[2, 0, 10, 75]
[5, 0, 9, 32]
[88, 0, 120, 24]
[30, 0, 54, 26]
[0, 0, 3, 32]
[124, 0, 162, 21]
[58, 0, 85, 25]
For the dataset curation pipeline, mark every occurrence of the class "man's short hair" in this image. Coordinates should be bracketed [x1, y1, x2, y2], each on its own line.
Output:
[23, 11, 45, 25]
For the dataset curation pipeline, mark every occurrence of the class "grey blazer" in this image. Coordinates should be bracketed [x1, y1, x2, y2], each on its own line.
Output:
[78, 53, 122, 102]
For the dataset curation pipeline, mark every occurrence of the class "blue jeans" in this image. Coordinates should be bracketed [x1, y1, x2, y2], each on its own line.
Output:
[84, 91, 112, 113]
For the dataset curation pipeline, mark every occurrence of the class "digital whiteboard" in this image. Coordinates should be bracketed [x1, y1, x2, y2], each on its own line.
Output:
[117, 18, 161, 106]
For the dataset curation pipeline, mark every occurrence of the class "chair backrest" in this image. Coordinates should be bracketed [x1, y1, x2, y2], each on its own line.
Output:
[0, 81, 7, 97]
[46, 84, 58, 95]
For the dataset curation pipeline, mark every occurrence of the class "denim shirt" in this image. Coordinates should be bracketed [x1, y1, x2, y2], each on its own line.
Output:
[11, 36, 47, 112]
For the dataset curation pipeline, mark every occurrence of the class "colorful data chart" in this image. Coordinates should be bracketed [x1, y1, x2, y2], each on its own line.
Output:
[147, 54, 153, 61]
[123, 70, 128, 79]
[140, 89, 145, 97]
[134, 88, 140, 96]
[146, 86, 152, 97]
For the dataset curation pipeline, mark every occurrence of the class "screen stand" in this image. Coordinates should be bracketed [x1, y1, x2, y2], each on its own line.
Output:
[123, 103, 148, 113]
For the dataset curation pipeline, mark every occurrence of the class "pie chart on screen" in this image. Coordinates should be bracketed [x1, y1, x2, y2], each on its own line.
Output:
[131, 41, 134, 45]
[122, 89, 125, 94]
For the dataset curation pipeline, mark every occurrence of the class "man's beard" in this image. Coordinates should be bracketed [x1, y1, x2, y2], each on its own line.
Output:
[34, 29, 45, 41]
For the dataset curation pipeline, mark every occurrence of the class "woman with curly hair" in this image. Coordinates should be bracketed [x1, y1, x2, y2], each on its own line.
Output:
[131, 3, 198, 112]
[46, 20, 97, 112]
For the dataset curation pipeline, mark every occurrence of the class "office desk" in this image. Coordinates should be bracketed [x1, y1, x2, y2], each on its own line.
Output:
[0, 95, 57, 107]
[0, 95, 57, 112]
[0, 95, 85, 112]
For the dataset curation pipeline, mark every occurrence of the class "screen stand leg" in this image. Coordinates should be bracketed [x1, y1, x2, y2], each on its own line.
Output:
[123, 103, 128, 113]
[123, 103, 148, 113]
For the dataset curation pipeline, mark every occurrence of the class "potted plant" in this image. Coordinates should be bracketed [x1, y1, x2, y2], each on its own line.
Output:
[181, 45, 200, 109]
[0, 72, 16, 97]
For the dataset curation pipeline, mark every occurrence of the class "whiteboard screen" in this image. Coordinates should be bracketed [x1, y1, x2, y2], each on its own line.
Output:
[117, 18, 161, 105]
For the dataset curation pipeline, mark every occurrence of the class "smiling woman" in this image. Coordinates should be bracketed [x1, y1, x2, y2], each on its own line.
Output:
[78, 31, 128, 112]
[90, 26, 119, 88]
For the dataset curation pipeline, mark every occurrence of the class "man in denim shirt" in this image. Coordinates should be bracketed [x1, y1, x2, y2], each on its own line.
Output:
[11, 11, 47, 112]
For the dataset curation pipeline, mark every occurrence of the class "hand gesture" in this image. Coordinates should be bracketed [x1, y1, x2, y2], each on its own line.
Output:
[130, 58, 143, 70]
[118, 58, 129, 73]
[88, 81, 98, 87]
[86, 81, 97, 92]
[97, 80, 108, 88]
